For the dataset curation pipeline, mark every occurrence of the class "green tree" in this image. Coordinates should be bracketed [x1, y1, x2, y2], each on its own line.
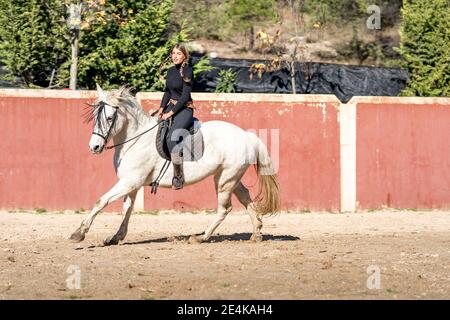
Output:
[0, 0, 68, 87]
[59, 0, 190, 90]
[396, 0, 450, 96]
[0, 0, 193, 90]
[222, 0, 278, 50]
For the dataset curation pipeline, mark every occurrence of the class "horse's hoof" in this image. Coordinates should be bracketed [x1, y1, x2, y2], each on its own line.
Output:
[250, 233, 263, 242]
[103, 236, 119, 246]
[188, 235, 204, 244]
[69, 230, 85, 243]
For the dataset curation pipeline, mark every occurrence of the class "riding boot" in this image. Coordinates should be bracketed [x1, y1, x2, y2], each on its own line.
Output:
[171, 151, 184, 190]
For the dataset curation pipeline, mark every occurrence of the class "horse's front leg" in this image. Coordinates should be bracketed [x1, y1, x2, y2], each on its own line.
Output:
[69, 179, 139, 243]
[103, 190, 138, 246]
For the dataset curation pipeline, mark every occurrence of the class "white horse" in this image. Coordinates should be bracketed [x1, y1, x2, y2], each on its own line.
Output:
[70, 85, 280, 245]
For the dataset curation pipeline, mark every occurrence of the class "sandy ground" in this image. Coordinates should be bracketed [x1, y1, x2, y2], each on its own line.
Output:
[0, 210, 449, 300]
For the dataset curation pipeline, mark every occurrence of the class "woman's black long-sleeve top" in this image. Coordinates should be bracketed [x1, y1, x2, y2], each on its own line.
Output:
[160, 63, 194, 114]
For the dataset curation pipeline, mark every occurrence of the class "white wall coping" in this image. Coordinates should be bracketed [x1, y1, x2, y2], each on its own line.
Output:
[0, 89, 340, 103]
[0, 89, 98, 99]
[138, 92, 341, 103]
[347, 96, 450, 105]
[1, 89, 448, 106]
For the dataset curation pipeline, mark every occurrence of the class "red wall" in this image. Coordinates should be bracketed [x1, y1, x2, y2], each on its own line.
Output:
[5, 90, 448, 212]
[140, 94, 341, 212]
[0, 91, 121, 211]
[0, 90, 341, 212]
[356, 97, 450, 210]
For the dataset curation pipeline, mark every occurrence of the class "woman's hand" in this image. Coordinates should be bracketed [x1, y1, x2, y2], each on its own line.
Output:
[161, 110, 174, 121]
[152, 108, 164, 118]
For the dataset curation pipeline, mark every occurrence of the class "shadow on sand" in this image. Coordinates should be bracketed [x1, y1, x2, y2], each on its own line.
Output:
[76, 233, 300, 250]
[121, 233, 300, 246]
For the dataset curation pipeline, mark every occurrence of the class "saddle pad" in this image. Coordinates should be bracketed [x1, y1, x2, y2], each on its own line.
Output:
[155, 118, 204, 162]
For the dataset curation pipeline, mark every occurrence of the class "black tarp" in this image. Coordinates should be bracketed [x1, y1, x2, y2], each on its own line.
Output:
[191, 55, 409, 103]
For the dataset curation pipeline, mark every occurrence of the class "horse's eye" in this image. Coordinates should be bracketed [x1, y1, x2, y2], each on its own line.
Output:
[107, 116, 113, 122]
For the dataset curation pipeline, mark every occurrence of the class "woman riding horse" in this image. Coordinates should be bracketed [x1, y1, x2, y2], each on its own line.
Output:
[154, 43, 194, 190]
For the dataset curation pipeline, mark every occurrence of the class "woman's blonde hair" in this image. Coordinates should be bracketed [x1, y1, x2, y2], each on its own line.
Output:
[159, 43, 191, 83]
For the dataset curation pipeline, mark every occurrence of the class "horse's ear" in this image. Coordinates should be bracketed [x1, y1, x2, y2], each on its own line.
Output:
[117, 86, 126, 97]
[96, 83, 106, 101]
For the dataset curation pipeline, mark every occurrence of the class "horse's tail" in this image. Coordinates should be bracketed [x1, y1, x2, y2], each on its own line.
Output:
[252, 137, 281, 216]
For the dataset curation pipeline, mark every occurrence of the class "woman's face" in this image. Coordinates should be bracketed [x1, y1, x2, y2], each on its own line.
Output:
[171, 48, 186, 65]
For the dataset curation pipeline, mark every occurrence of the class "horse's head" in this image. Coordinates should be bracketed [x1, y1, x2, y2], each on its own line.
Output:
[87, 84, 128, 154]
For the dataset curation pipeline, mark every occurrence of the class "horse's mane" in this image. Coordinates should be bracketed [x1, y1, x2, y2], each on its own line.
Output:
[111, 86, 151, 124]
[83, 85, 153, 126]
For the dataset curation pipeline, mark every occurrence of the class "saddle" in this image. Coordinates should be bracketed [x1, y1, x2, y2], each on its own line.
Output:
[155, 117, 204, 162]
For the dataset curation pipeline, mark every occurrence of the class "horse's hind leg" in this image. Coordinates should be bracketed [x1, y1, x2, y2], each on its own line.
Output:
[103, 189, 138, 246]
[234, 182, 263, 242]
[69, 179, 138, 243]
[190, 170, 237, 243]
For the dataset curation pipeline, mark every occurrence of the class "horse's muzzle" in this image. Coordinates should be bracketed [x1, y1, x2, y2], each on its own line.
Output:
[92, 145, 102, 153]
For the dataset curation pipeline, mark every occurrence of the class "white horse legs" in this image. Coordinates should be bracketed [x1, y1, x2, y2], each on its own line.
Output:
[191, 179, 263, 243]
[201, 190, 233, 242]
[69, 179, 138, 242]
[191, 167, 265, 243]
[103, 190, 138, 246]
[234, 182, 263, 242]
[190, 171, 235, 243]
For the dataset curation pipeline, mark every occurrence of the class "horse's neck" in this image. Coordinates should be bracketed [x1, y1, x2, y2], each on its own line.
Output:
[112, 110, 165, 178]
[113, 110, 158, 149]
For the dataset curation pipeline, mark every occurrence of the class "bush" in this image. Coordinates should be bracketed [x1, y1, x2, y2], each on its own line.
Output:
[396, 0, 450, 96]
[215, 68, 237, 93]
[192, 56, 216, 81]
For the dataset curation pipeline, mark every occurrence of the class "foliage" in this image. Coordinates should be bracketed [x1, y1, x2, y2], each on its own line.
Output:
[222, 0, 278, 32]
[192, 56, 216, 81]
[172, 0, 226, 40]
[301, 0, 366, 28]
[288, 0, 403, 66]
[215, 68, 237, 93]
[396, 0, 450, 96]
[301, 0, 402, 28]
[335, 25, 383, 65]
[0, 0, 193, 90]
[221, 0, 278, 48]
[250, 28, 307, 93]
[172, 0, 402, 45]
[59, 0, 190, 91]
[0, 0, 68, 87]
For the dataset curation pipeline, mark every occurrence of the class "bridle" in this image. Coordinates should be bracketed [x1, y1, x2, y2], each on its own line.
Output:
[90, 101, 170, 194]
[92, 102, 163, 152]
[92, 103, 119, 152]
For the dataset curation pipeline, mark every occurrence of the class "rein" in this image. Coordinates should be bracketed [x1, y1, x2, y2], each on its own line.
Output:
[105, 119, 163, 150]
[92, 106, 163, 151]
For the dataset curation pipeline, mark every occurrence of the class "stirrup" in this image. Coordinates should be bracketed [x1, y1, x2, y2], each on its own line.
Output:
[149, 160, 170, 195]
[150, 181, 159, 194]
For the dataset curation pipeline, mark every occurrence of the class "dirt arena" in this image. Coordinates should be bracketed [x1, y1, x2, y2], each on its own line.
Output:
[0, 210, 449, 300]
